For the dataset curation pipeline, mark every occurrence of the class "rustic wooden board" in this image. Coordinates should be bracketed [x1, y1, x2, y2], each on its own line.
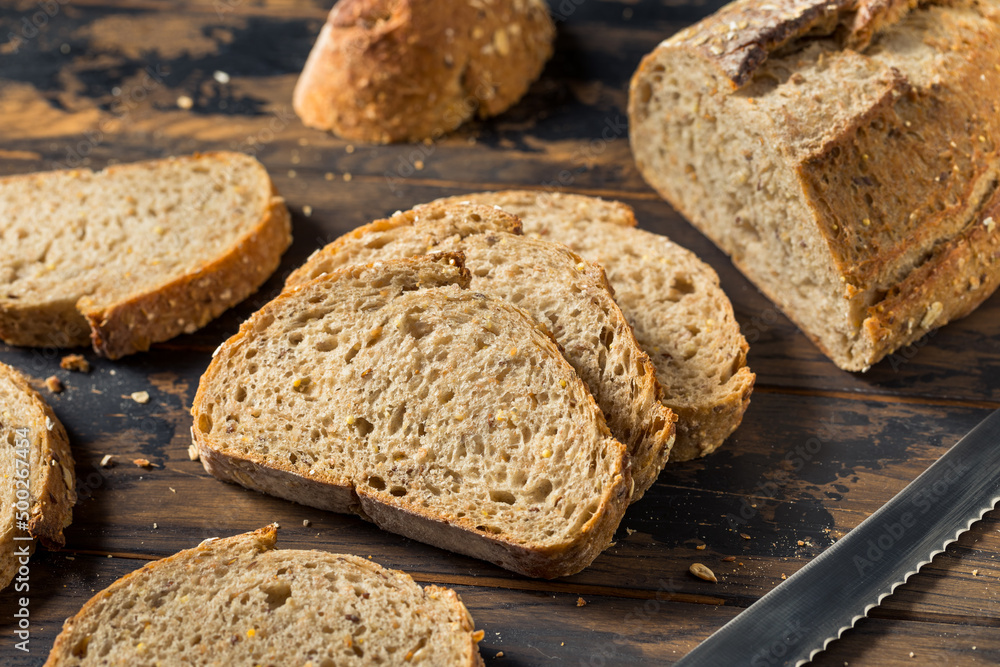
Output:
[2, 0, 999, 664]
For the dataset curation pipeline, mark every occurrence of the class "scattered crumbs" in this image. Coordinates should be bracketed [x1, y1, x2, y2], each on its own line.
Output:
[781, 573, 787, 580]
[60, 354, 91, 372]
[45, 375, 64, 393]
[188, 444, 200, 461]
[626, 528, 635, 536]
[65, 556, 74, 561]
[303, 205, 313, 217]
[797, 540, 804, 546]
[109, 369, 116, 376]
[345, 144, 355, 154]
[740, 533, 751, 540]
[343, 172, 353, 181]
[414, 160, 425, 170]
[130, 391, 150, 404]
[495, 651, 504, 658]
[690, 562, 717, 583]
[973, 569, 979, 576]
[909, 652, 915, 658]
[169, 487, 176, 493]
[722, 556, 736, 562]
[100, 454, 115, 468]
[696, 544, 706, 551]
[576, 597, 587, 607]
[107, 554, 113, 558]
[325, 172, 335, 181]
[213, 70, 230, 84]
[303, 519, 312, 527]
[561, 642, 565, 647]
[176, 95, 194, 110]
[288, 169, 297, 178]
[153, 523, 158, 529]
[133, 458, 152, 468]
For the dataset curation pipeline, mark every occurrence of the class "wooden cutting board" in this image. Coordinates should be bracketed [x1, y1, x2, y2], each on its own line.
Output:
[1, 0, 998, 664]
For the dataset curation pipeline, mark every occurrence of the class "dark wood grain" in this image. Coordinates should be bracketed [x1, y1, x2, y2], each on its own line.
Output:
[2, 0, 999, 664]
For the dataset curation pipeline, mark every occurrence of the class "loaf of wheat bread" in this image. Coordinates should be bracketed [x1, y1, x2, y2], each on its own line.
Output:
[0, 362, 75, 590]
[293, 0, 554, 143]
[193, 255, 630, 578]
[433, 191, 754, 461]
[45, 525, 484, 666]
[0, 152, 292, 359]
[629, 0, 1000, 371]
[287, 202, 676, 500]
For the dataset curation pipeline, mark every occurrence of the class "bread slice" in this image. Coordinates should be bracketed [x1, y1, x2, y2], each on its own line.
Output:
[0, 152, 292, 359]
[287, 202, 676, 501]
[45, 526, 484, 666]
[193, 256, 630, 578]
[433, 191, 755, 462]
[0, 362, 75, 590]
[627, 0, 1000, 371]
[293, 0, 554, 143]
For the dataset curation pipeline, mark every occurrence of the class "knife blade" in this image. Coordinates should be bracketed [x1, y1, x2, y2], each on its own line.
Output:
[675, 407, 1000, 667]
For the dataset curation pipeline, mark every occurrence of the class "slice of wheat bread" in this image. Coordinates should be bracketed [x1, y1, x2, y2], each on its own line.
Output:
[45, 525, 484, 666]
[193, 256, 630, 578]
[434, 191, 755, 462]
[0, 152, 292, 359]
[0, 362, 75, 590]
[286, 203, 676, 501]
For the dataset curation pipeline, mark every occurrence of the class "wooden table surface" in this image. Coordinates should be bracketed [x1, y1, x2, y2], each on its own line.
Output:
[2, 0, 999, 664]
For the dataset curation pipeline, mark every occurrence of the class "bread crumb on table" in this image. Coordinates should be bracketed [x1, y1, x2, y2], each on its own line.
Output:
[133, 458, 152, 468]
[100, 454, 114, 468]
[45, 375, 64, 393]
[130, 390, 150, 404]
[690, 562, 718, 582]
[495, 651, 504, 658]
[176, 95, 193, 110]
[303, 519, 311, 527]
[60, 354, 91, 372]
[576, 597, 587, 607]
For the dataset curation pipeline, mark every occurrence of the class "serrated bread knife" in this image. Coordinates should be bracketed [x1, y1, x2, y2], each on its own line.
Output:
[674, 408, 1000, 667]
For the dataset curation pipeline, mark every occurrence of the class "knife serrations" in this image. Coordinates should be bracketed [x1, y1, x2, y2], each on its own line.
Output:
[675, 409, 1000, 667]
[804, 499, 1000, 666]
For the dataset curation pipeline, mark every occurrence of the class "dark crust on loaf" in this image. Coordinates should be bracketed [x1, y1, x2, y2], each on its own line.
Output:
[293, 0, 555, 143]
[0, 363, 75, 589]
[660, 0, 934, 88]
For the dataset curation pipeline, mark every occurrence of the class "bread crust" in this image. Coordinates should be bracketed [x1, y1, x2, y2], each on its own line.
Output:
[0, 362, 75, 590]
[194, 256, 630, 579]
[292, 0, 555, 143]
[630, 0, 1000, 370]
[0, 152, 292, 359]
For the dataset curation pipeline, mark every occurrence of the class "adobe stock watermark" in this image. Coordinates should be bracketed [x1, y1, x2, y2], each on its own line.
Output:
[49, 66, 167, 170]
[4, 0, 70, 55]
[726, 415, 838, 530]
[852, 456, 972, 577]
[12, 426, 33, 652]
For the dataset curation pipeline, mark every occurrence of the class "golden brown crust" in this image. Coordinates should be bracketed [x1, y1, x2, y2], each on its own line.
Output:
[292, 0, 555, 143]
[84, 190, 291, 359]
[0, 363, 75, 589]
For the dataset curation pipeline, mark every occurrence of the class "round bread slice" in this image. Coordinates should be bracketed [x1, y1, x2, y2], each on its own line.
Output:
[286, 203, 676, 502]
[45, 526, 484, 666]
[293, 0, 555, 143]
[193, 255, 630, 579]
[0, 361, 75, 590]
[433, 191, 755, 462]
[0, 152, 292, 359]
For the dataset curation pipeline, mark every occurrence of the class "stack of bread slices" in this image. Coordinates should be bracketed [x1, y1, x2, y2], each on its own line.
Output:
[192, 191, 754, 579]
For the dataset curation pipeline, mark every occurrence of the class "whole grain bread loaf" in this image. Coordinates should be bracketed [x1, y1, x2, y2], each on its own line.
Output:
[629, 0, 1000, 371]
[433, 191, 754, 461]
[293, 0, 555, 143]
[287, 202, 677, 500]
[0, 152, 292, 359]
[45, 526, 484, 666]
[0, 362, 75, 590]
[193, 255, 630, 579]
